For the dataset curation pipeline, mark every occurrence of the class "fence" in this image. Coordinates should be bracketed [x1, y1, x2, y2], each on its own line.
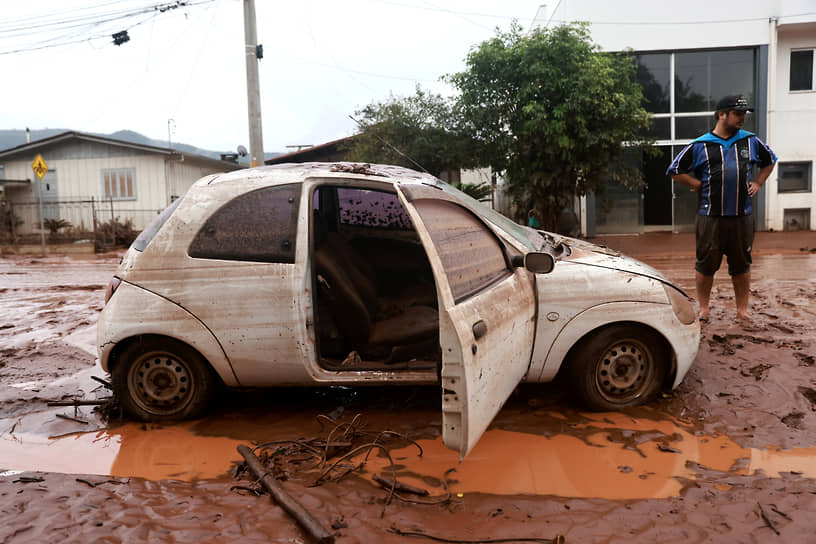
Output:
[0, 196, 162, 251]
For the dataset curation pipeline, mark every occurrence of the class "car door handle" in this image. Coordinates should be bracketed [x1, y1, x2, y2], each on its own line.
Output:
[472, 320, 487, 340]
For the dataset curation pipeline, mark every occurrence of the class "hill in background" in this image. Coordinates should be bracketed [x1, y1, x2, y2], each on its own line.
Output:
[0, 128, 281, 162]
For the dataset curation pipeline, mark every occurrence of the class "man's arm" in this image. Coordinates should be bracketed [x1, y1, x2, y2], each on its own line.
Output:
[671, 173, 703, 192]
[748, 164, 775, 197]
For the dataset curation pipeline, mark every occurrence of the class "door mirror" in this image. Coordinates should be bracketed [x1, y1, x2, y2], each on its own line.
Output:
[525, 252, 555, 274]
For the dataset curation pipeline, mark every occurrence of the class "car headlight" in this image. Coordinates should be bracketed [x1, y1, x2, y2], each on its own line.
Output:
[663, 284, 696, 325]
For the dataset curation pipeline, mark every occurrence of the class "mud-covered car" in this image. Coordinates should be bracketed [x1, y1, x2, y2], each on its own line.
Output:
[97, 163, 700, 457]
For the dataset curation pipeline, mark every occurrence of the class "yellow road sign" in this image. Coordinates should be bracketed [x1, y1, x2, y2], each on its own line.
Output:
[32, 154, 48, 180]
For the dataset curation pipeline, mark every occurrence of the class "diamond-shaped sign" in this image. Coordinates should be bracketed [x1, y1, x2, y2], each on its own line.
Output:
[32, 154, 48, 180]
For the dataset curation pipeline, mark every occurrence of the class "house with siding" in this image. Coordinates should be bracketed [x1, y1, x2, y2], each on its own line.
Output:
[0, 131, 240, 236]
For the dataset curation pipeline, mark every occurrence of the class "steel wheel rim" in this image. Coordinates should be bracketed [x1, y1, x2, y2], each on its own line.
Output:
[594, 338, 655, 404]
[127, 351, 194, 416]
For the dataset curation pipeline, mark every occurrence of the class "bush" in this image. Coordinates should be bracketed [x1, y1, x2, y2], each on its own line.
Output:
[0, 204, 23, 240]
[44, 218, 72, 239]
[96, 217, 138, 249]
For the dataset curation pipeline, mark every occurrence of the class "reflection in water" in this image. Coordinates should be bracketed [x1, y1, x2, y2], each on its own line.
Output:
[365, 413, 816, 499]
[2, 414, 815, 497]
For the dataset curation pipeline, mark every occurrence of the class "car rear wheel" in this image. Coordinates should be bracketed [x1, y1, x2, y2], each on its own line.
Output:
[568, 324, 668, 411]
[112, 337, 219, 421]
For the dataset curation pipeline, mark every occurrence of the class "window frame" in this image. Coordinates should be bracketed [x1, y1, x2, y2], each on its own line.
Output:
[410, 198, 511, 304]
[777, 161, 812, 193]
[101, 168, 136, 201]
[790, 48, 815, 93]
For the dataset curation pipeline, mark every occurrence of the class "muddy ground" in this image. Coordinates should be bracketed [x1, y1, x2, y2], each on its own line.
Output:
[1, 232, 816, 543]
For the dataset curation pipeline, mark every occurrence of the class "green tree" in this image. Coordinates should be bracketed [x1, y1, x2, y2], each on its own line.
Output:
[450, 23, 652, 231]
[347, 86, 478, 177]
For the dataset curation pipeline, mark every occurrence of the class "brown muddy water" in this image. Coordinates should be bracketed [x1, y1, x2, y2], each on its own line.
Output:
[2, 250, 816, 542]
[3, 409, 816, 500]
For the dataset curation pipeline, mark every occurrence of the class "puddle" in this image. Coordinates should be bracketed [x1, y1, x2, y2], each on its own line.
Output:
[2, 412, 815, 497]
[365, 413, 816, 499]
[0, 422, 245, 481]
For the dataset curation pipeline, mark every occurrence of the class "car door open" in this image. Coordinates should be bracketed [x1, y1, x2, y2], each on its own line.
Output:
[398, 185, 537, 459]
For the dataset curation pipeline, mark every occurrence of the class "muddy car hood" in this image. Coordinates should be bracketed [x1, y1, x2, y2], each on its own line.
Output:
[533, 231, 682, 292]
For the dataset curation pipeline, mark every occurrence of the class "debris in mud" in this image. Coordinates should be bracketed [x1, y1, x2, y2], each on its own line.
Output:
[233, 414, 452, 509]
[794, 353, 815, 367]
[781, 412, 805, 429]
[799, 387, 816, 410]
[238, 444, 335, 544]
[768, 322, 795, 334]
[741, 363, 773, 381]
[387, 526, 566, 543]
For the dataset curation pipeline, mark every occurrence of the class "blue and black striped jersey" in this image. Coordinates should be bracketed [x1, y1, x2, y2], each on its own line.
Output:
[666, 130, 777, 217]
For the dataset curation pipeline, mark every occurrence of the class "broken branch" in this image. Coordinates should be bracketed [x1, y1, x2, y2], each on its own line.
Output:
[47, 400, 108, 407]
[758, 502, 780, 535]
[91, 376, 113, 389]
[237, 444, 335, 544]
[372, 474, 429, 496]
[388, 527, 565, 543]
[56, 413, 89, 425]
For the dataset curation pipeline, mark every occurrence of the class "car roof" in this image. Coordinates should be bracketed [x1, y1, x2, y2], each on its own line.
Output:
[200, 162, 442, 193]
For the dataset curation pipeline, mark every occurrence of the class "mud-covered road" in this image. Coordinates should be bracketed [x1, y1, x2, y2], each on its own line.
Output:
[2, 233, 816, 543]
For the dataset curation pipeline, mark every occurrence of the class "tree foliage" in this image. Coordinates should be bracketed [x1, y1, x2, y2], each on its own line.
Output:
[346, 86, 478, 177]
[450, 23, 651, 230]
[349, 24, 652, 232]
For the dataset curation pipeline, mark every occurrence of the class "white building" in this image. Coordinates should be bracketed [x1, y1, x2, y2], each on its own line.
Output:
[535, 0, 816, 234]
[0, 131, 240, 237]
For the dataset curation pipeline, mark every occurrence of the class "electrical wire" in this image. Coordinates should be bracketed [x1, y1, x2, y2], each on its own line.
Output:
[0, 0, 215, 55]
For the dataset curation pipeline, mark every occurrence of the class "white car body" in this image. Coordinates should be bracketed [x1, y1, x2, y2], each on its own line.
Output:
[98, 163, 700, 458]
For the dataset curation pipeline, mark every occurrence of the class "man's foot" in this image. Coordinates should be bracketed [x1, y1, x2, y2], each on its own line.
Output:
[698, 309, 709, 323]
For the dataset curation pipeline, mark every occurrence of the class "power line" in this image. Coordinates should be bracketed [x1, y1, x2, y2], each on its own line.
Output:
[0, 0, 215, 55]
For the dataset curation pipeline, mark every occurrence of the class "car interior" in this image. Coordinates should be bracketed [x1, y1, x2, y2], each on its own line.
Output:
[311, 185, 440, 371]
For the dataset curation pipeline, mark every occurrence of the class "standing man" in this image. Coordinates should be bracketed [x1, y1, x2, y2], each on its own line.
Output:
[667, 94, 777, 323]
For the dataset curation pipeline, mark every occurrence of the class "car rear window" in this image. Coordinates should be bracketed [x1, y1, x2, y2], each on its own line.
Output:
[188, 183, 301, 263]
[131, 195, 184, 252]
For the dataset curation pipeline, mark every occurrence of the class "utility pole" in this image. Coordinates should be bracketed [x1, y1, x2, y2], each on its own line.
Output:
[243, 0, 264, 167]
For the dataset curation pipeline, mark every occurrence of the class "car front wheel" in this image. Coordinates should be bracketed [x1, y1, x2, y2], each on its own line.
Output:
[112, 337, 219, 421]
[568, 324, 668, 411]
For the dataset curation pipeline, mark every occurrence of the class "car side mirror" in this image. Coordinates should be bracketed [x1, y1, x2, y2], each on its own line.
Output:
[524, 252, 555, 274]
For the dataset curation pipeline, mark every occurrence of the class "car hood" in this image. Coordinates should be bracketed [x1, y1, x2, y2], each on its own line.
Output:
[528, 229, 682, 292]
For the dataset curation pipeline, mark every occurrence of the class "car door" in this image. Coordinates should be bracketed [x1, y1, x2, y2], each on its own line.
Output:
[398, 184, 537, 459]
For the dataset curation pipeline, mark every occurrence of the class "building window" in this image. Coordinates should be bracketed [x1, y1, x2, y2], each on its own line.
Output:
[777, 162, 812, 193]
[790, 49, 815, 91]
[102, 169, 135, 200]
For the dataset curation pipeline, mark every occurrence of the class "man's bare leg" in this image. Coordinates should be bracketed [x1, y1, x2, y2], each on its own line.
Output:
[732, 272, 751, 320]
[695, 271, 714, 321]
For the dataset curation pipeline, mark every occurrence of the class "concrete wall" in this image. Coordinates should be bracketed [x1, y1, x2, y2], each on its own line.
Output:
[768, 22, 816, 231]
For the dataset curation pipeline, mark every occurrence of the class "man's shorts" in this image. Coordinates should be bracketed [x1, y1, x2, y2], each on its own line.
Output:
[695, 214, 754, 276]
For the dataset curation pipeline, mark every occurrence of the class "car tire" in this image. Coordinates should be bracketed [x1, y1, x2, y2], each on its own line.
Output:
[567, 324, 668, 411]
[112, 337, 219, 421]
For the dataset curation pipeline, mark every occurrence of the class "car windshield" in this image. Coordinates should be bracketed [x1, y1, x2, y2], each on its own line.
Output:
[433, 181, 545, 251]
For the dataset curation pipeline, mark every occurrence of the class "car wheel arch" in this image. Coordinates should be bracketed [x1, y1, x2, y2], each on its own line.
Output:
[556, 321, 677, 411]
[108, 334, 221, 384]
[109, 334, 225, 421]
[557, 321, 677, 391]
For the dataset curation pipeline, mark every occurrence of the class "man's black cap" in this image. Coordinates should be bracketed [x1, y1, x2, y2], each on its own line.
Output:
[716, 94, 754, 112]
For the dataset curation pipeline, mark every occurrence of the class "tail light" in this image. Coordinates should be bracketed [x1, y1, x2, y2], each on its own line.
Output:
[104, 277, 122, 305]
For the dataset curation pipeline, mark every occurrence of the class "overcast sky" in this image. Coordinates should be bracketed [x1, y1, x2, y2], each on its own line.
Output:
[1, 0, 543, 154]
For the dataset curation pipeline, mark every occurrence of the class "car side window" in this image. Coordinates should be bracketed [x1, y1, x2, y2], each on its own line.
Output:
[188, 183, 301, 263]
[411, 199, 510, 303]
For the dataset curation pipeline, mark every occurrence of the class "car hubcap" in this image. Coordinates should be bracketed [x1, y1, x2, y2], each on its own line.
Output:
[128, 352, 193, 415]
[595, 339, 653, 404]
